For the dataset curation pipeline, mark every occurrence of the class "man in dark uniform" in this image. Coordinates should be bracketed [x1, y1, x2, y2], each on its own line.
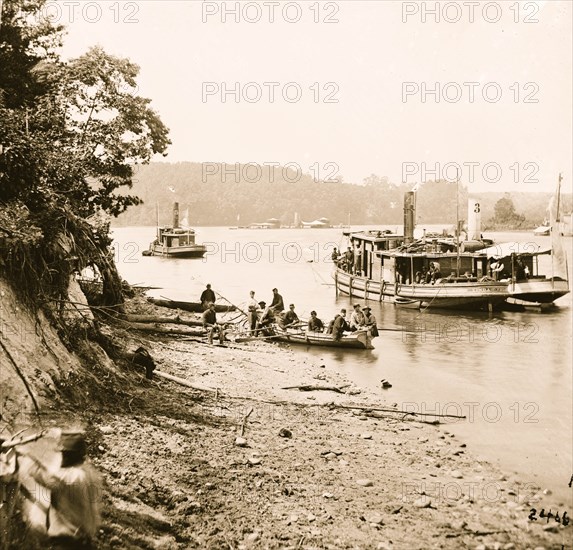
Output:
[308, 311, 324, 332]
[200, 284, 216, 308]
[270, 288, 284, 312]
[202, 302, 225, 344]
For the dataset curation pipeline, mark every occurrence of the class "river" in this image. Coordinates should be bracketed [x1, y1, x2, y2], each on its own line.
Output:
[110, 225, 573, 508]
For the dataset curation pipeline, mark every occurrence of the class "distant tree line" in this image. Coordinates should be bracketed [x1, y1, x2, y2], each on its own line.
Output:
[115, 163, 570, 229]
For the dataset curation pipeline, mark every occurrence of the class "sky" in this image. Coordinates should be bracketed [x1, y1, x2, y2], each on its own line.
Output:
[49, 0, 572, 193]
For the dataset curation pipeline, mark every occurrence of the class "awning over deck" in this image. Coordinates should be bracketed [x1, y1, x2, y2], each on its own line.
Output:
[480, 241, 551, 259]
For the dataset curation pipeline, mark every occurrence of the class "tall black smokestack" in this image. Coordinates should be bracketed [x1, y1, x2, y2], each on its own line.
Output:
[403, 192, 415, 244]
[173, 202, 179, 228]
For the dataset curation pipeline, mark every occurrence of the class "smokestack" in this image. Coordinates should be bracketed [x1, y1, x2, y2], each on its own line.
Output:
[467, 198, 481, 240]
[403, 192, 415, 244]
[173, 202, 179, 228]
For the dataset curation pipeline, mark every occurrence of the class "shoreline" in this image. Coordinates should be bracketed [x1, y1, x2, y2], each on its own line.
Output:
[85, 296, 569, 549]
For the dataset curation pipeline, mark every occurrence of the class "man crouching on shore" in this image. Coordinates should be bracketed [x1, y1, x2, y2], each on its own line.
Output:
[18, 429, 102, 549]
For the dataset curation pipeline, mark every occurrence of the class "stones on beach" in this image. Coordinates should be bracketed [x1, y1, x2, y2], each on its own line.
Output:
[361, 433, 373, 440]
[413, 497, 432, 508]
[278, 428, 292, 438]
[450, 470, 463, 479]
[322, 452, 337, 459]
[322, 492, 334, 499]
[248, 457, 261, 466]
[356, 479, 374, 487]
[542, 523, 559, 533]
[235, 437, 248, 447]
[365, 512, 384, 525]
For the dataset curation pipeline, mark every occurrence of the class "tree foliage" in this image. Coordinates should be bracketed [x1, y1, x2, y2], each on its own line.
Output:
[487, 194, 526, 229]
[0, 0, 170, 314]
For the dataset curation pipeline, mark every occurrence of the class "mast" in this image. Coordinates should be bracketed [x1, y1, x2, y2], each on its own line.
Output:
[455, 169, 460, 276]
[155, 202, 159, 239]
[556, 173, 562, 223]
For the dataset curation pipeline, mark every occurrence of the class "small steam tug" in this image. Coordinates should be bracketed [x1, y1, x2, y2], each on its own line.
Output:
[142, 202, 207, 258]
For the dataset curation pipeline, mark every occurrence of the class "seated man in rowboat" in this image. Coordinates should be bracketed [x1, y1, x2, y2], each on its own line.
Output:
[279, 304, 300, 329]
[308, 311, 324, 332]
[363, 307, 378, 337]
[256, 301, 275, 336]
[350, 304, 366, 330]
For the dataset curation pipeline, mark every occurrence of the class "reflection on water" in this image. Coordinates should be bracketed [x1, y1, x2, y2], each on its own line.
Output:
[112, 225, 572, 506]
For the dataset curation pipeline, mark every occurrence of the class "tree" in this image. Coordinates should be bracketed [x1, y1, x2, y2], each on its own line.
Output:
[0, 0, 170, 317]
[488, 194, 526, 228]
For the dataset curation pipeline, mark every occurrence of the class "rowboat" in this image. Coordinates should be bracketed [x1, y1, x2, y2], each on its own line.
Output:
[147, 297, 235, 313]
[271, 325, 374, 349]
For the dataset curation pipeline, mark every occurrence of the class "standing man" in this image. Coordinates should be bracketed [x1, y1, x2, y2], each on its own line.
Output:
[270, 288, 284, 313]
[202, 302, 226, 345]
[247, 290, 260, 333]
[200, 284, 216, 308]
[344, 247, 354, 273]
[19, 430, 102, 549]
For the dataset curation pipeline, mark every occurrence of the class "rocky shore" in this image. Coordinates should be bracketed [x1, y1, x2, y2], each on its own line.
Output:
[5, 294, 570, 549]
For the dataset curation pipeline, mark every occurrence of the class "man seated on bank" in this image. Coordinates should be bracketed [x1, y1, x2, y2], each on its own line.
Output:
[350, 303, 366, 330]
[308, 310, 324, 332]
[363, 306, 379, 337]
[202, 302, 226, 345]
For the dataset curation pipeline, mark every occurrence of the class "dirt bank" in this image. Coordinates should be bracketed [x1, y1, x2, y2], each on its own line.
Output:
[3, 293, 570, 549]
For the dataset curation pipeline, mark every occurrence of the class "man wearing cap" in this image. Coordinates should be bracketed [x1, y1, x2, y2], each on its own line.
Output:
[350, 304, 366, 330]
[331, 308, 350, 340]
[270, 288, 284, 313]
[202, 302, 226, 344]
[256, 301, 276, 336]
[280, 304, 300, 328]
[200, 284, 216, 308]
[19, 430, 101, 549]
[307, 311, 324, 332]
[363, 306, 379, 337]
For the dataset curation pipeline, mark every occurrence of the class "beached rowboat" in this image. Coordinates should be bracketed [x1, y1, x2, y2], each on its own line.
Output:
[271, 325, 374, 349]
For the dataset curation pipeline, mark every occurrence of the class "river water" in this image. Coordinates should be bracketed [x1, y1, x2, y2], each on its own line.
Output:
[111, 225, 573, 508]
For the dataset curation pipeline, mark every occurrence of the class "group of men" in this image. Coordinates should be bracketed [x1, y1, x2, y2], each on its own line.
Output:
[326, 304, 379, 340]
[247, 288, 302, 335]
[200, 284, 379, 343]
[413, 261, 442, 284]
[332, 246, 362, 275]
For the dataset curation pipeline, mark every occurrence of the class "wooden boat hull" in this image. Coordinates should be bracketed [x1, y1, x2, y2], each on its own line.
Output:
[272, 326, 374, 349]
[147, 297, 235, 313]
[335, 269, 509, 310]
[148, 244, 207, 258]
[507, 278, 569, 304]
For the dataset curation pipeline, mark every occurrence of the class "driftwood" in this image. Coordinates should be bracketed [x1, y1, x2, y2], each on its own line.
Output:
[116, 319, 205, 336]
[281, 384, 350, 394]
[124, 314, 202, 327]
[331, 403, 466, 419]
[147, 297, 235, 313]
[153, 370, 218, 393]
[240, 407, 254, 436]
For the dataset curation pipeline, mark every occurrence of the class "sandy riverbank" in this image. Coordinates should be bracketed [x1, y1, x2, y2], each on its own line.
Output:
[9, 296, 570, 549]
